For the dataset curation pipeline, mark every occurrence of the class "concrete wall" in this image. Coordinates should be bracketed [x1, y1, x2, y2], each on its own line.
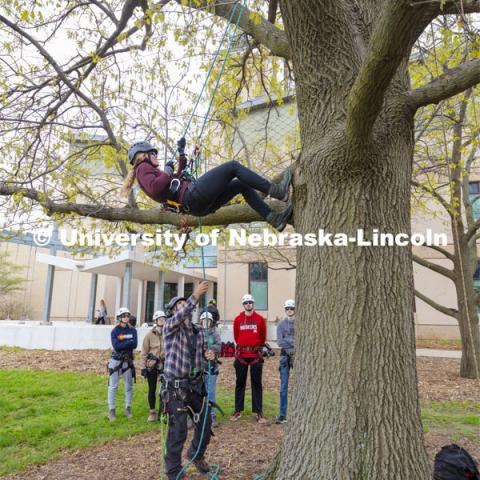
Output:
[0, 322, 279, 350]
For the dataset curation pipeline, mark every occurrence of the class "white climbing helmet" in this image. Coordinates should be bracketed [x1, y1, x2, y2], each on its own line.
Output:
[152, 310, 166, 322]
[284, 299, 295, 309]
[200, 311, 213, 328]
[116, 307, 130, 317]
[241, 294, 255, 304]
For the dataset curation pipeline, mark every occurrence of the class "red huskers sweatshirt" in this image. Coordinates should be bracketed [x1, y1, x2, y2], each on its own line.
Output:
[233, 311, 267, 358]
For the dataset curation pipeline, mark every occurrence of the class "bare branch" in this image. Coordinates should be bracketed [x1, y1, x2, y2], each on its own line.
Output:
[414, 288, 458, 318]
[413, 253, 455, 280]
[421, 244, 455, 261]
[407, 58, 480, 110]
[0, 183, 293, 228]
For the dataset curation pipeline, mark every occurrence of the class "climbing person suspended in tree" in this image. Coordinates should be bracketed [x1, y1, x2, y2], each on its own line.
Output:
[121, 138, 293, 231]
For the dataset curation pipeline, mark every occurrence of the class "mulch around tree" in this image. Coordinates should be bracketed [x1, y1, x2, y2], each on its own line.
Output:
[1, 349, 478, 479]
[1, 348, 478, 401]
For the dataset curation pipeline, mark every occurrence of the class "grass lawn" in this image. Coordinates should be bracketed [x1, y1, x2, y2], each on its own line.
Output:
[0, 370, 478, 476]
[421, 400, 480, 440]
[0, 370, 278, 476]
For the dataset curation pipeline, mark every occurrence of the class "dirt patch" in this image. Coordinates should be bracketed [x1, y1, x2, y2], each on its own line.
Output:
[2, 423, 477, 480]
[1, 349, 478, 401]
[2, 421, 281, 480]
[416, 357, 479, 402]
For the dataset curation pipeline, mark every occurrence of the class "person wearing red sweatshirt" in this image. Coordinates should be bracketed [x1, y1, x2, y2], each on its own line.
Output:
[230, 294, 267, 424]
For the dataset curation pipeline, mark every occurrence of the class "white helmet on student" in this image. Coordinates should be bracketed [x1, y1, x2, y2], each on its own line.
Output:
[116, 307, 130, 317]
[241, 294, 255, 304]
[152, 310, 166, 322]
[200, 311, 213, 328]
[284, 299, 295, 309]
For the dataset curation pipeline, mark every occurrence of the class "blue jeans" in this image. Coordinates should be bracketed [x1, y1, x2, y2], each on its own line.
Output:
[206, 372, 218, 418]
[279, 360, 291, 418]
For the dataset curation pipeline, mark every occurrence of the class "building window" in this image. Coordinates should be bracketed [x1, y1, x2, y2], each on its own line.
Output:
[474, 262, 480, 312]
[164, 283, 178, 308]
[469, 182, 480, 220]
[249, 262, 268, 310]
[185, 282, 193, 298]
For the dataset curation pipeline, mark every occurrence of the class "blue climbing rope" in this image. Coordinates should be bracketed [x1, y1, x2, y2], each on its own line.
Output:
[172, 4, 247, 479]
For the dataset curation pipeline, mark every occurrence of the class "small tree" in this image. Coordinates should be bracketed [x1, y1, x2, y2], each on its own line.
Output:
[412, 22, 480, 378]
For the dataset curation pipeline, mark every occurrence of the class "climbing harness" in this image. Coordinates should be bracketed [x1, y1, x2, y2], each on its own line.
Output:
[157, 2, 248, 479]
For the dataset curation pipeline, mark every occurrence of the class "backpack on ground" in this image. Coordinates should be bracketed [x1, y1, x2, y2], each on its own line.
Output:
[434, 444, 479, 480]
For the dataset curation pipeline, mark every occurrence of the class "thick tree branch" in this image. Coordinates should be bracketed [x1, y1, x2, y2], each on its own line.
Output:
[176, 0, 290, 58]
[414, 288, 458, 318]
[413, 253, 455, 279]
[0, 183, 292, 228]
[346, 1, 430, 141]
[407, 58, 480, 110]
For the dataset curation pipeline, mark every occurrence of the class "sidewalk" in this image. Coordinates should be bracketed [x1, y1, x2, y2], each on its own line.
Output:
[416, 348, 461, 358]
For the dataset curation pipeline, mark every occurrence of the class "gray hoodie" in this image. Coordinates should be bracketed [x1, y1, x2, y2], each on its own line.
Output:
[205, 327, 222, 354]
[277, 316, 295, 355]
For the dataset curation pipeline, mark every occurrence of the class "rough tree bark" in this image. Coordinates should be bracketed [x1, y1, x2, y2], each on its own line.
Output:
[273, 1, 432, 478]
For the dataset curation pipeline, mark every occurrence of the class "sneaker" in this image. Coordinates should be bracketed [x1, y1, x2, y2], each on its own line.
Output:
[147, 409, 158, 422]
[125, 406, 132, 418]
[276, 416, 287, 424]
[229, 411, 242, 422]
[187, 455, 211, 474]
[256, 414, 267, 424]
[269, 167, 292, 201]
[108, 408, 116, 421]
[211, 416, 219, 428]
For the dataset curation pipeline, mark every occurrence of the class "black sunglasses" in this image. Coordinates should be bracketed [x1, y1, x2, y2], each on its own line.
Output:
[243, 301, 254, 305]
[285, 307, 295, 311]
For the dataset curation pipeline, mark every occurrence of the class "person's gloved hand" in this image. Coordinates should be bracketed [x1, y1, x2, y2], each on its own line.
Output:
[141, 368, 148, 378]
[177, 137, 186, 155]
[164, 160, 175, 176]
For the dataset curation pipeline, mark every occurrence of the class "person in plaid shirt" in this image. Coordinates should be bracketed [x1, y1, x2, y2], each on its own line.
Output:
[162, 280, 216, 480]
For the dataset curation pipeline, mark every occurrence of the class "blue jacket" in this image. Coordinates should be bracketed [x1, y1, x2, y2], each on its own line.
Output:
[111, 325, 138, 353]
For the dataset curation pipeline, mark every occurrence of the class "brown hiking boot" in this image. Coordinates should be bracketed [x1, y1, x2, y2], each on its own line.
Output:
[147, 409, 158, 422]
[187, 455, 211, 474]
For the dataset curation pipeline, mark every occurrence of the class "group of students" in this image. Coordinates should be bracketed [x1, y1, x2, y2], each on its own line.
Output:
[106, 282, 296, 479]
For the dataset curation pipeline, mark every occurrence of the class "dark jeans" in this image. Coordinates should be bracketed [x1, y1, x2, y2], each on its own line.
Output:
[234, 358, 263, 414]
[184, 160, 272, 218]
[165, 386, 212, 480]
[146, 369, 159, 410]
[95, 316, 105, 325]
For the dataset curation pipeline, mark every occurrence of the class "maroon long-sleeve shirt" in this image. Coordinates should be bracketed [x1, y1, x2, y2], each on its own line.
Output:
[134, 156, 189, 204]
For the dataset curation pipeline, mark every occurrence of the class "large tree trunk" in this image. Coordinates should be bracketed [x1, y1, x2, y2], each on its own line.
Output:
[275, 1, 431, 478]
[454, 237, 480, 379]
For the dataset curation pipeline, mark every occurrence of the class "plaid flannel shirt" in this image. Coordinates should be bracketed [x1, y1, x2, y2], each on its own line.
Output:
[163, 295, 207, 380]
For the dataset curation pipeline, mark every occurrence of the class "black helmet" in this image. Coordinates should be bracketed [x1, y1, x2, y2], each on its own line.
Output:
[128, 141, 158, 165]
[166, 296, 187, 314]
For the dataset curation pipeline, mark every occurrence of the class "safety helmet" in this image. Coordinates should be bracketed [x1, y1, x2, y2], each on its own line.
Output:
[241, 294, 255, 304]
[127, 141, 158, 165]
[152, 310, 166, 322]
[199, 311, 213, 328]
[166, 296, 187, 313]
[116, 307, 130, 317]
[284, 299, 295, 309]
